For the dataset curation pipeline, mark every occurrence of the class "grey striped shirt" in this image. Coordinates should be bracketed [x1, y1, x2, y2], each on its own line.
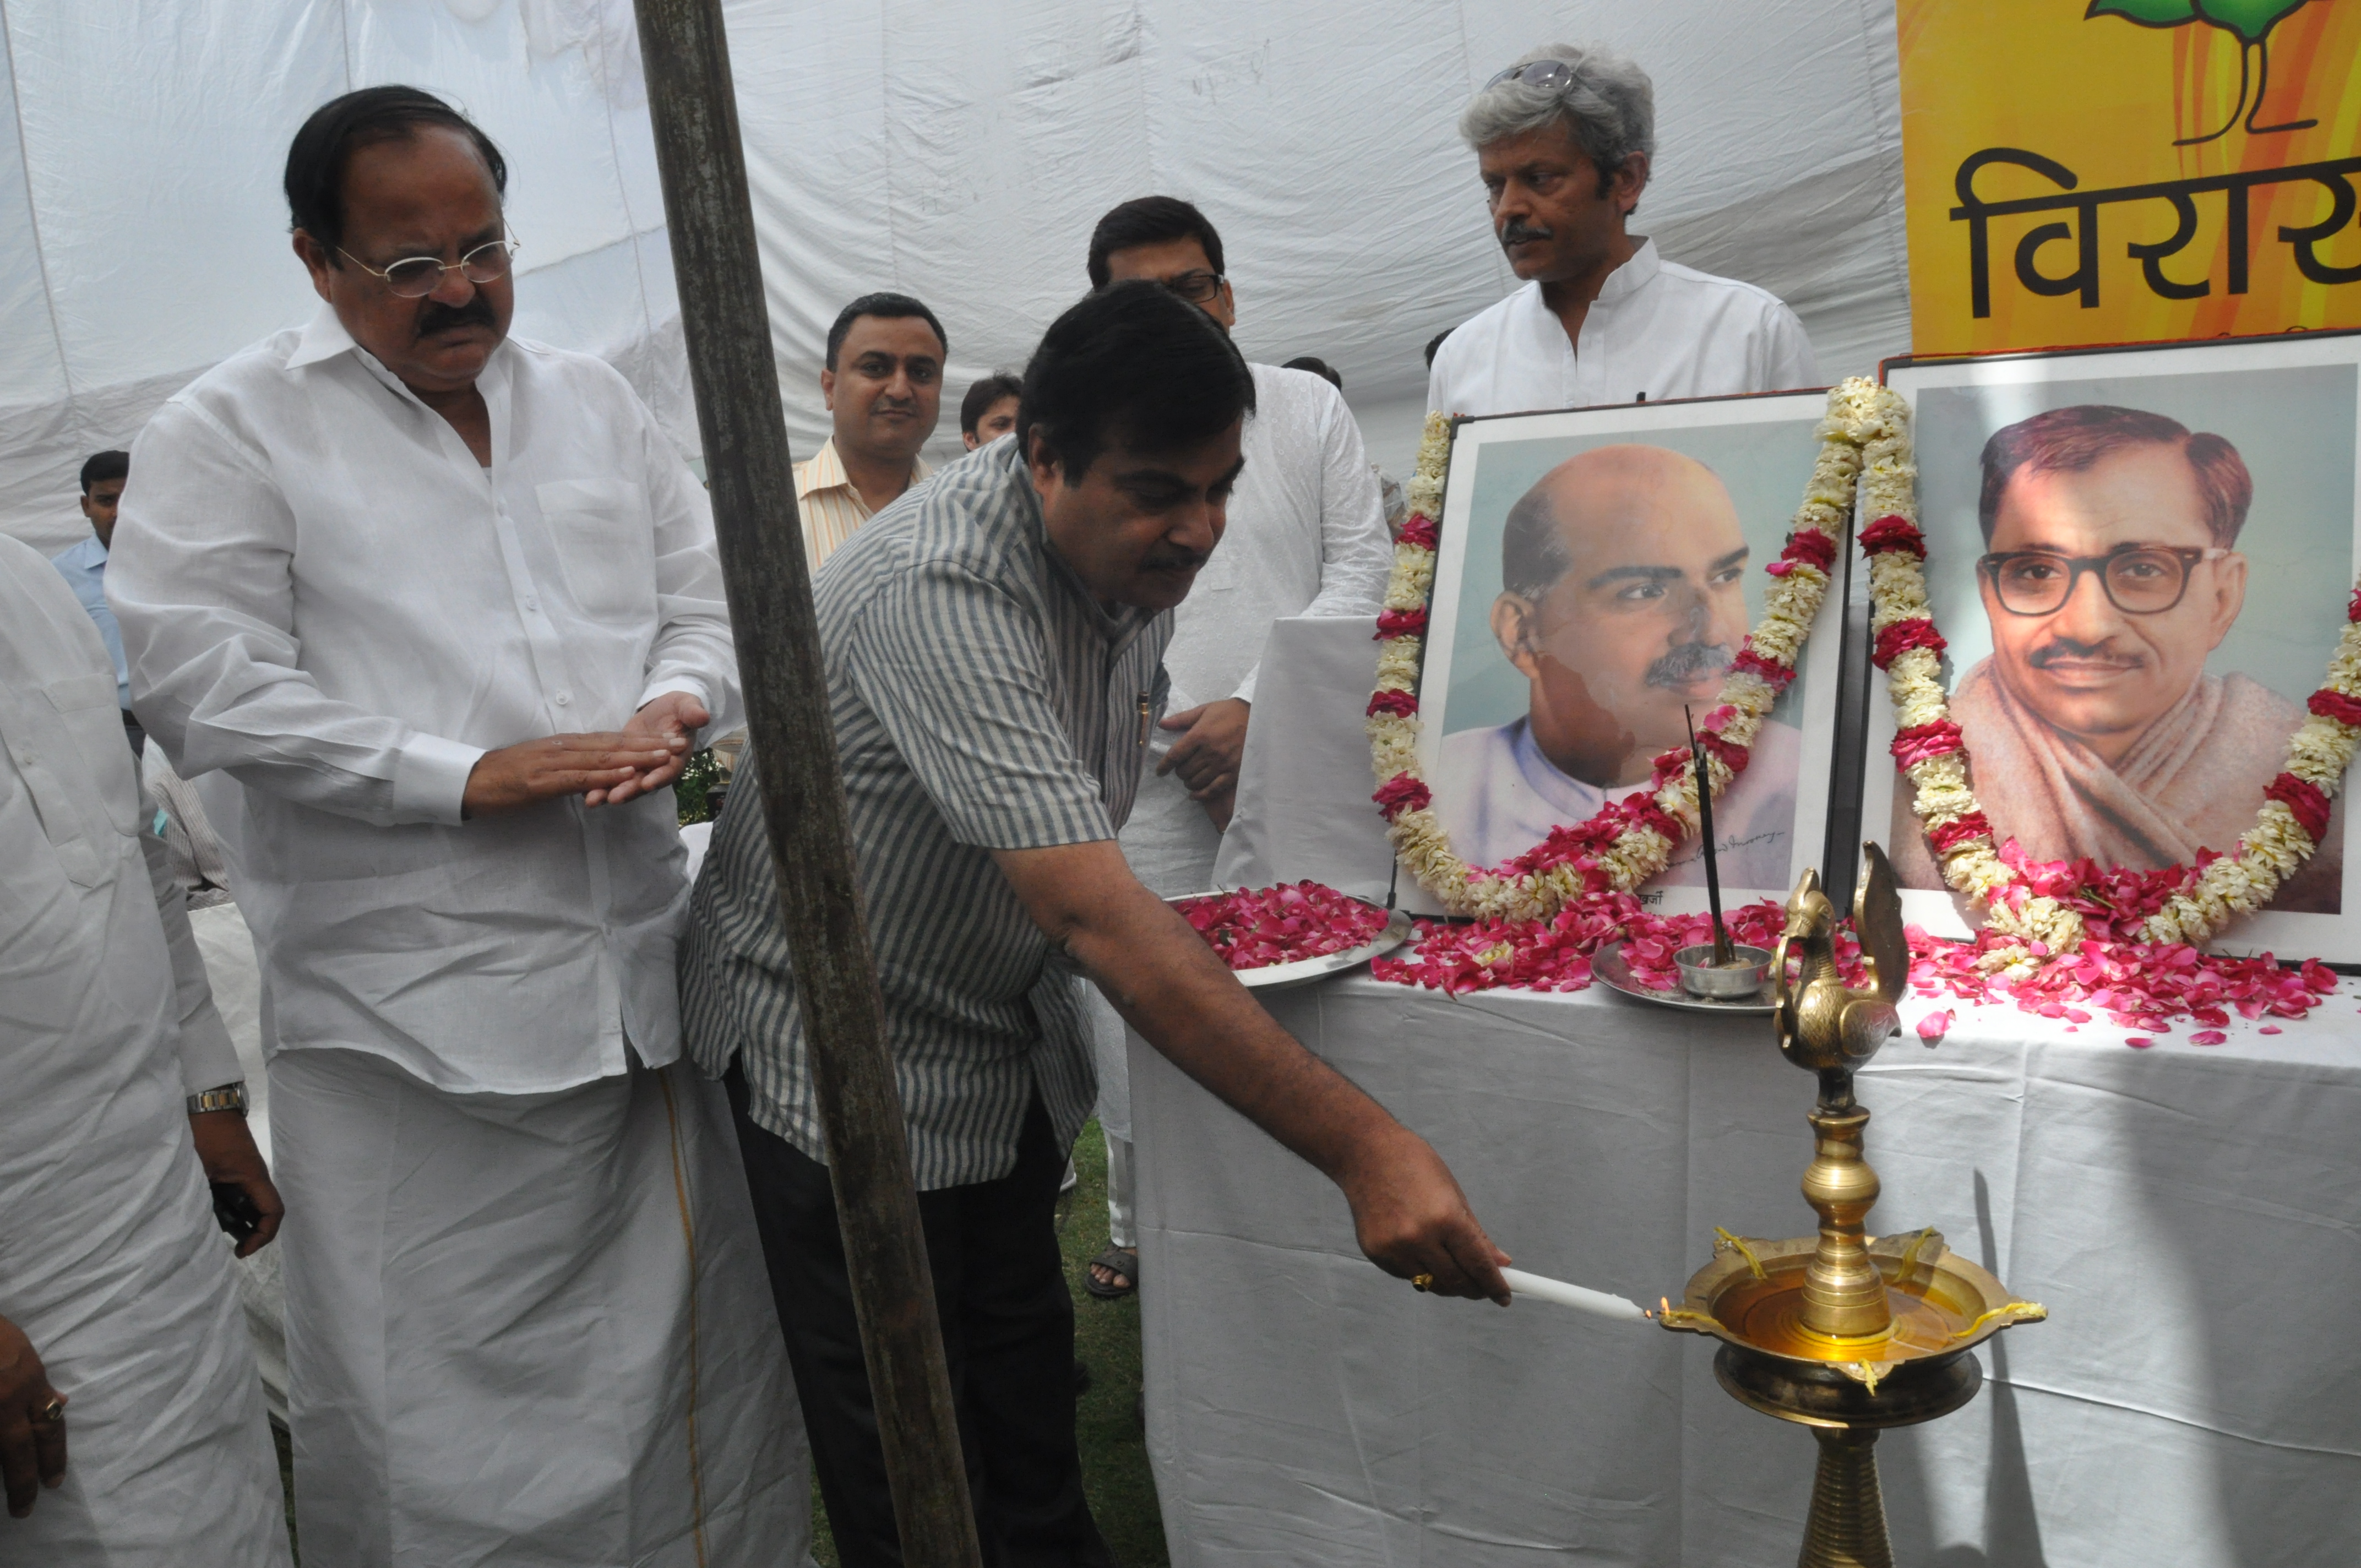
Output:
[679, 439, 1171, 1188]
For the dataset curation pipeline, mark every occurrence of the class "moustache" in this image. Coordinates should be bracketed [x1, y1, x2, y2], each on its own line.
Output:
[1143, 546, 1210, 575]
[415, 293, 498, 339]
[1500, 219, 1554, 247]
[1644, 641, 1731, 689]
[2028, 637, 2140, 669]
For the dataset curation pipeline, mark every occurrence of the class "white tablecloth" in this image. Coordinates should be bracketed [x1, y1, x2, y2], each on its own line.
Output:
[1130, 977, 2361, 1566]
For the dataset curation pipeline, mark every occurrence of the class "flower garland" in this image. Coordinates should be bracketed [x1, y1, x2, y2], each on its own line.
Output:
[1369, 380, 1888, 919]
[1860, 388, 2361, 959]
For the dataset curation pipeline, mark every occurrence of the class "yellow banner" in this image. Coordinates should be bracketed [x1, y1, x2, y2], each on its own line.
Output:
[1900, 0, 2361, 355]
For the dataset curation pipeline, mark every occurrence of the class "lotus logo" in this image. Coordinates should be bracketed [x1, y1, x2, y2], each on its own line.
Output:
[2086, 0, 2321, 144]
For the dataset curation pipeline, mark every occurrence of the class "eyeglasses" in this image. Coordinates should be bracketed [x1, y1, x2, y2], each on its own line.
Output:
[1978, 546, 2229, 617]
[1486, 59, 1574, 93]
[1157, 270, 1226, 304]
[336, 237, 520, 299]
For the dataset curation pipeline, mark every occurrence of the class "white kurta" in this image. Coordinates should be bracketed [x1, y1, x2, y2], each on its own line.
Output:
[105, 308, 811, 1565]
[108, 305, 741, 1095]
[0, 535, 289, 1566]
[1094, 363, 1392, 1144]
[1426, 239, 1820, 417]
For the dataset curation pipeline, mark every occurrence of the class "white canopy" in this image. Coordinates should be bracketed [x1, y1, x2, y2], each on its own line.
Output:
[0, 0, 1907, 555]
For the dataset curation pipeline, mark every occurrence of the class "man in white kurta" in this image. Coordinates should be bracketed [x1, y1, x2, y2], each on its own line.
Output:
[0, 535, 290, 1564]
[1079, 197, 1395, 1294]
[107, 88, 809, 1565]
[1428, 44, 1818, 418]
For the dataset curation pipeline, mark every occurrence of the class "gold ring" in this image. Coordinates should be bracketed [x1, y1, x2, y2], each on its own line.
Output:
[1411, 1273, 1434, 1293]
[32, 1398, 63, 1424]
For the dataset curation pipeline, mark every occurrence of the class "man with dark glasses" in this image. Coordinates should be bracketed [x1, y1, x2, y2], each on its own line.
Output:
[1428, 43, 1819, 418]
[106, 85, 813, 1563]
[1890, 404, 2341, 908]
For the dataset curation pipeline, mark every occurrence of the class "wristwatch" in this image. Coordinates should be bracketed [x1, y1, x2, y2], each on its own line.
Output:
[187, 1082, 249, 1116]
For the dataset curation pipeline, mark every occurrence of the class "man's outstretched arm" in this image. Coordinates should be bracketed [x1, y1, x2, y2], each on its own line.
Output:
[992, 839, 1510, 1303]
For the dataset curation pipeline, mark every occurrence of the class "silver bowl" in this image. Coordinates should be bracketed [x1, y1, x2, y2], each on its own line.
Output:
[1674, 942, 1772, 1000]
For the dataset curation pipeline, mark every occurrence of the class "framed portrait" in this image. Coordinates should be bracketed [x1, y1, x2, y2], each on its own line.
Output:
[1402, 391, 1851, 917]
[1870, 331, 2361, 957]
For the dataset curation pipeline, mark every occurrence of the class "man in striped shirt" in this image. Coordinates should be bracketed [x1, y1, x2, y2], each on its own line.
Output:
[683, 282, 1508, 1566]
[793, 292, 945, 570]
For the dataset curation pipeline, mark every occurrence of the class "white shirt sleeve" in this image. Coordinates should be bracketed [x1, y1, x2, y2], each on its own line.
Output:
[110, 399, 486, 827]
[139, 819, 242, 1096]
[1761, 301, 1822, 392]
[630, 405, 742, 742]
[1230, 384, 1394, 706]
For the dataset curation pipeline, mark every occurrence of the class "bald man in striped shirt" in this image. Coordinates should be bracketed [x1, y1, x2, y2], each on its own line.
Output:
[795, 292, 945, 570]
[684, 282, 1509, 1566]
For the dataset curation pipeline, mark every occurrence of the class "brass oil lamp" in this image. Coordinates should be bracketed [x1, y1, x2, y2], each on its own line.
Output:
[1656, 844, 2046, 1567]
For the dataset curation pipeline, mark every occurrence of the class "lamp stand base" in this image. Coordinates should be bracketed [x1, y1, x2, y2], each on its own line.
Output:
[1798, 1427, 1892, 1568]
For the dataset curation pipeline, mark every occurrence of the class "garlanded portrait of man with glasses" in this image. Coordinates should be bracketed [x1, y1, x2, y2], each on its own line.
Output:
[1891, 404, 2342, 910]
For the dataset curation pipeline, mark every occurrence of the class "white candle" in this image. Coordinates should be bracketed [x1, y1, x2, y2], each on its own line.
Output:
[1500, 1267, 1649, 1322]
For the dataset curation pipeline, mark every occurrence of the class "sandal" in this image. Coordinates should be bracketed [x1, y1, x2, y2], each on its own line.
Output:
[1084, 1245, 1138, 1300]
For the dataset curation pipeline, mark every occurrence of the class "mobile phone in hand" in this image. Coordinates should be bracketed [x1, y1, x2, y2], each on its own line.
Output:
[211, 1182, 262, 1244]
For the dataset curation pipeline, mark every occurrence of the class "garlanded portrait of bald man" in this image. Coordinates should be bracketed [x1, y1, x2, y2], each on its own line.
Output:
[1433, 443, 1800, 883]
[1891, 404, 2342, 910]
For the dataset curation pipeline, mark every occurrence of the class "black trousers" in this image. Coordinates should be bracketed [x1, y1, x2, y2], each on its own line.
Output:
[726, 1068, 1112, 1568]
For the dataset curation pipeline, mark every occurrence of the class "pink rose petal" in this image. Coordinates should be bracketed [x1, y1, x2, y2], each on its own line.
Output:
[2189, 1030, 2227, 1046]
[1916, 1011, 1952, 1043]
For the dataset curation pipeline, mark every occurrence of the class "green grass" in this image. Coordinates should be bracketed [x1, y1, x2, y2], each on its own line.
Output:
[273, 1118, 1164, 1566]
[808, 1118, 1167, 1565]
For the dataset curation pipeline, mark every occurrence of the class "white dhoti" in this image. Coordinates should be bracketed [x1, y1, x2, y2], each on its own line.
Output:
[0, 1053, 291, 1566]
[2, 532, 291, 1566]
[270, 1047, 812, 1567]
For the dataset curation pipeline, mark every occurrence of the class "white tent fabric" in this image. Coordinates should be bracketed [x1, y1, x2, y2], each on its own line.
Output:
[1, 0, 1907, 556]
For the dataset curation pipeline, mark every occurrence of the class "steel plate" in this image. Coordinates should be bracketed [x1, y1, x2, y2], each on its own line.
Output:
[1168, 895, 1415, 992]
[1593, 938, 1776, 1015]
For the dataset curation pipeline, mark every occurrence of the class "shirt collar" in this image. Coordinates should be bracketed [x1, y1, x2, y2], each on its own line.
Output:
[287, 302, 360, 369]
[797, 436, 935, 502]
[797, 437, 850, 499]
[284, 301, 516, 398]
[1508, 715, 1608, 815]
[1593, 236, 1661, 307]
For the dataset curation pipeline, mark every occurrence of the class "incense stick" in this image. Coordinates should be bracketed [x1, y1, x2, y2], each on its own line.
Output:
[1686, 705, 1734, 966]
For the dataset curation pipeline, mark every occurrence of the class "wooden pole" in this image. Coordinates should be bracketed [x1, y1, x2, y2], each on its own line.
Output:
[628, 4, 983, 1561]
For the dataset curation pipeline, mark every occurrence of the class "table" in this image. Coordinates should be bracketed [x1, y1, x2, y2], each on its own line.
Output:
[1130, 976, 2361, 1566]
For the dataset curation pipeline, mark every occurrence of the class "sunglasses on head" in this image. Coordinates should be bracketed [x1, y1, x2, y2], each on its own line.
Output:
[1486, 59, 1574, 93]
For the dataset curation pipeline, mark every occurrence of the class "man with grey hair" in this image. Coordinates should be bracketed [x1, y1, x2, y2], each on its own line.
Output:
[1429, 43, 1818, 417]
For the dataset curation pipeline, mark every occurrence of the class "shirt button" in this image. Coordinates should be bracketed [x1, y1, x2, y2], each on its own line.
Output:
[554, 692, 572, 707]
[524, 597, 540, 612]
